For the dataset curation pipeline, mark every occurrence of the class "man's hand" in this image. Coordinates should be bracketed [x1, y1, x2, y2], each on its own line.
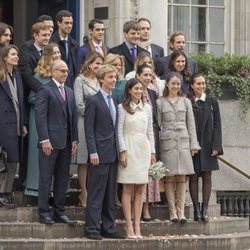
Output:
[42, 141, 53, 156]
[90, 153, 99, 166]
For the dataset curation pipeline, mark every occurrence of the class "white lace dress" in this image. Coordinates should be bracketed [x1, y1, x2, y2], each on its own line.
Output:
[117, 102, 155, 184]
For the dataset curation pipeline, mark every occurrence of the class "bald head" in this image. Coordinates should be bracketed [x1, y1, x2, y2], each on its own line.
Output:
[52, 59, 69, 84]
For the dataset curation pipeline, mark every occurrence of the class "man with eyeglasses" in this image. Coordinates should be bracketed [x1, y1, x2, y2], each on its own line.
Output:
[35, 59, 78, 225]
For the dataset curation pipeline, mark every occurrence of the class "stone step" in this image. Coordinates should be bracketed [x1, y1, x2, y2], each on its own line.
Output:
[0, 217, 248, 239]
[0, 204, 221, 222]
[0, 231, 250, 250]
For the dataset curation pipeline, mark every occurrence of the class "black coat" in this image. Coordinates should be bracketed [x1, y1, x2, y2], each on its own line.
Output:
[109, 42, 147, 75]
[192, 96, 223, 172]
[0, 72, 26, 162]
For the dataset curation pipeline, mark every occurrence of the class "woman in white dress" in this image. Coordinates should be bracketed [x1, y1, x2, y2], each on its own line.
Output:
[73, 51, 103, 207]
[117, 78, 156, 239]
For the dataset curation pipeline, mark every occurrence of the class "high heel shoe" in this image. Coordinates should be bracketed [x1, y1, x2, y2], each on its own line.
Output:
[136, 234, 143, 239]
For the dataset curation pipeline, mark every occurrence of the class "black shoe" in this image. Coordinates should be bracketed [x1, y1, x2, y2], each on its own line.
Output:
[39, 216, 55, 225]
[171, 218, 179, 223]
[201, 204, 209, 223]
[101, 232, 125, 239]
[53, 215, 76, 225]
[142, 217, 152, 222]
[86, 233, 103, 240]
[179, 218, 187, 224]
[194, 205, 202, 222]
[6, 194, 17, 208]
[0, 196, 16, 209]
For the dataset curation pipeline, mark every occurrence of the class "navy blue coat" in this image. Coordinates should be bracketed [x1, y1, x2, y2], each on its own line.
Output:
[192, 96, 223, 172]
[35, 80, 78, 149]
[109, 42, 147, 75]
[0, 72, 26, 162]
[84, 91, 118, 163]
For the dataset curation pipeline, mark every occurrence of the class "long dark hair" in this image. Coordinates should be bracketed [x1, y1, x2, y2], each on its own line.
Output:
[162, 71, 183, 97]
[122, 78, 143, 114]
[187, 73, 205, 108]
[167, 50, 191, 82]
[0, 44, 19, 81]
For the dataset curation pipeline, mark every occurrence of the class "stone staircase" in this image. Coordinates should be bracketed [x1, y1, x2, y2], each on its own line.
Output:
[0, 200, 249, 250]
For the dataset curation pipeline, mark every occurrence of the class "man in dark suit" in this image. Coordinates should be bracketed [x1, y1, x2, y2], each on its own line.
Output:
[19, 22, 51, 93]
[156, 31, 198, 78]
[77, 19, 108, 72]
[137, 18, 164, 68]
[50, 10, 79, 88]
[35, 59, 78, 224]
[18, 22, 51, 189]
[109, 20, 146, 75]
[84, 65, 123, 240]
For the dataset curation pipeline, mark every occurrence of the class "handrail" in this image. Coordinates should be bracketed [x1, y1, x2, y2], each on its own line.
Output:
[218, 156, 250, 180]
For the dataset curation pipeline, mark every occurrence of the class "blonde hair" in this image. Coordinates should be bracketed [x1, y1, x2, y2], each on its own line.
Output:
[97, 64, 117, 85]
[103, 53, 125, 80]
[34, 42, 59, 78]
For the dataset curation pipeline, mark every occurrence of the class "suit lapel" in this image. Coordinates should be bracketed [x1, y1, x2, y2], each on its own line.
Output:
[0, 80, 12, 100]
[50, 81, 66, 115]
[97, 91, 114, 124]
[201, 97, 211, 132]
[121, 43, 134, 65]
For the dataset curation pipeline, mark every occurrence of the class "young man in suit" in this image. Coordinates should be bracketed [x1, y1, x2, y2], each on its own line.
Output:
[50, 10, 79, 88]
[84, 65, 123, 240]
[18, 22, 51, 189]
[109, 20, 146, 75]
[77, 19, 108, 71]
[156, 31, 198, 78]
[137, 18, 164, 68]
[19, 22, 51, 93]
[35, 60, 78, 224]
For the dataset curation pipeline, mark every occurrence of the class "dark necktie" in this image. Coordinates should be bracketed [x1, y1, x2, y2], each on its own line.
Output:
[130, 47, 136, 62]
[62, 40, 68, 60]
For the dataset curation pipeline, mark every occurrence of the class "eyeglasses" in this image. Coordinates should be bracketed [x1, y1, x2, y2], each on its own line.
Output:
[54, 68, 70, 74]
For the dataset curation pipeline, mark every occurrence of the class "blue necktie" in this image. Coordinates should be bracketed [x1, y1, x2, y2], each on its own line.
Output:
[107, 95, 116, 126]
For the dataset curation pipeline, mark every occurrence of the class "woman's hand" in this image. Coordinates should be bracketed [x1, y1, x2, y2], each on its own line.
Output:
[191, 149, 199, 157]
[211, 149, 219, 156]
[119, 151, 127, 167]
[151, 153, 156, 164]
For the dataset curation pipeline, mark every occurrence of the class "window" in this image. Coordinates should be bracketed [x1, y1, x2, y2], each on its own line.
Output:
[168, 0, 225, 55]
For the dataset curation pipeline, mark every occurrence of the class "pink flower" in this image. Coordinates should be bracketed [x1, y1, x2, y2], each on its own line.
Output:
[240, 69, 249, 77]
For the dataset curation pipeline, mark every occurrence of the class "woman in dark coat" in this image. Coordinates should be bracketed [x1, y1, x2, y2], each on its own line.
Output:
[0, 45, 27, 208]
[187, 73, 223, 222]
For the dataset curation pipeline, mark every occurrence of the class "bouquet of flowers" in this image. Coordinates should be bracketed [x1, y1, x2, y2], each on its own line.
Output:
[148, 161, 169, 180]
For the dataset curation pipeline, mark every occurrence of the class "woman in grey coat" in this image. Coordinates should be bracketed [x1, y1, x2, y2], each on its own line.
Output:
[73, 51, 103, 207]
[187, 73, 223, 222]
[157, 72, 200, 223]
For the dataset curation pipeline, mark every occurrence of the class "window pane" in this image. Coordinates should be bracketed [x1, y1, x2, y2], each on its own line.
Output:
[209, 44, 224, 56]
[191, 43, 206, 54]
[191, 7, 206, 41]
[173, 6, 190, 40]
[173, 0, 190, 3]
[210, 0, 224, 6]
[210, 8, 224, 42]
[192, 0, 207, 4]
